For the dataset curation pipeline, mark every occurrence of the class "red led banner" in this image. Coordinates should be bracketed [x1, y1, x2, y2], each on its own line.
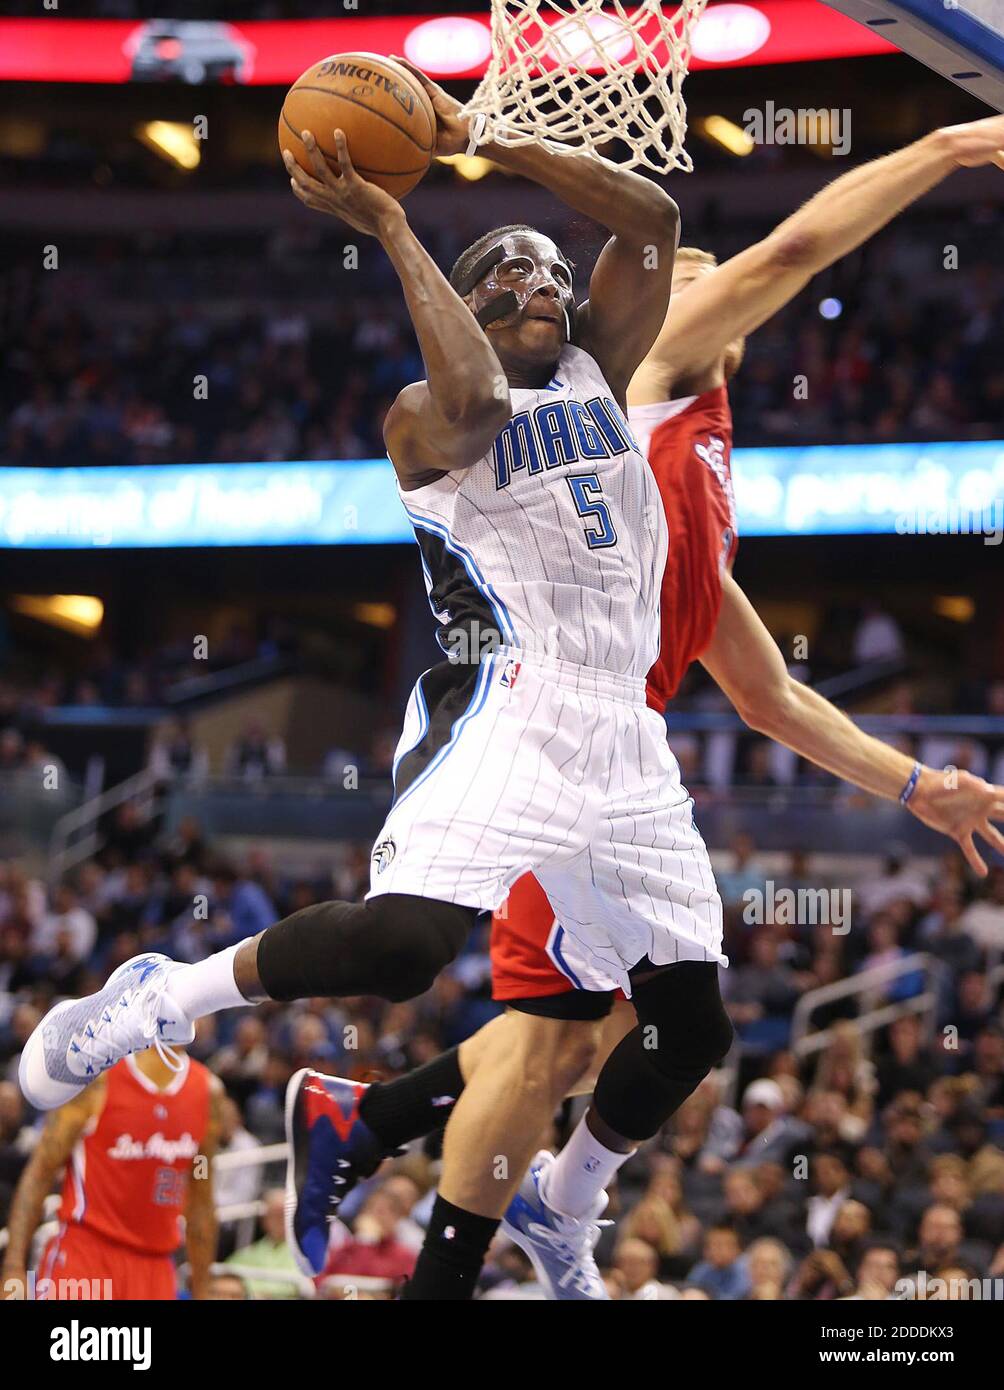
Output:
[0, 5, 893, 86]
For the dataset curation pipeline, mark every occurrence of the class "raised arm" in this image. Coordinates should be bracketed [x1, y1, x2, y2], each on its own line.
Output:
[1, 1079, 105, 1295]
[394, 58, 680, 406]
[284, 133, 511, 485]
[701, 573, 1004, 876]
[631, 113, 1004, 402]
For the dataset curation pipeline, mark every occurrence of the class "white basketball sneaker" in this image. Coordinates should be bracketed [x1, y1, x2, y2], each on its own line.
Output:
[19, 953, 194, 1110]
[501, 1150, 611, 1300]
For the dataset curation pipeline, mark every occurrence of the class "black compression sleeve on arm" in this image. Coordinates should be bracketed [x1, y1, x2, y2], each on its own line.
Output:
[256, 894, 475, 1004]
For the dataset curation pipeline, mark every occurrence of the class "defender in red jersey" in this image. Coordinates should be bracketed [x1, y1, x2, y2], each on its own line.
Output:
[3, 1048, 221, 1300]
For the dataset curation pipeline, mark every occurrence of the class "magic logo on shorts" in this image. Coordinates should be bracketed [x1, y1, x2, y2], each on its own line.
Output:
[372, 837, 396, 874]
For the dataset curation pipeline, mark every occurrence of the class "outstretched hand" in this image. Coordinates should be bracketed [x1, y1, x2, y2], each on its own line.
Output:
[909, 767, 1004, 876]
[284, 130, 403, 238]
[390, 55, 471, 157]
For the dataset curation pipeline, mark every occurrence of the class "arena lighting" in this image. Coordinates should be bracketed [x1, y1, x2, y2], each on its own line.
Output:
[934, 595, 976, 622]
[136, 120, 200, 170]
[697, 114, 756, 155]
[690, 2, 773, 62]
[353, 602, 397, 629]
[0, 9, 895, 86]
[436, 152, 497, 180]
[819, 296, 843, 318]
[10, 594, 104, 635]
[402, 15, 495, 73]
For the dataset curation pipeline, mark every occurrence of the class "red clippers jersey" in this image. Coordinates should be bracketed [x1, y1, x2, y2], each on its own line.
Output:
[629, 385, 737, 712]
[58, 1055, 210, 1255]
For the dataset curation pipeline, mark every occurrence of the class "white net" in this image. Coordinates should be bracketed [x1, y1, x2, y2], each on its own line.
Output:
[459, 0, 710, 174]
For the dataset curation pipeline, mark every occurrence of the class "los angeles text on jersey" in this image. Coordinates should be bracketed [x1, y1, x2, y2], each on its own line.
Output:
[492, 395, 640, 489]
[50, 1320, 151, 1371]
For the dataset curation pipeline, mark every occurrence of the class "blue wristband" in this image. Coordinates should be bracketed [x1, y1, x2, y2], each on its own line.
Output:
[899, 761, 922, 806]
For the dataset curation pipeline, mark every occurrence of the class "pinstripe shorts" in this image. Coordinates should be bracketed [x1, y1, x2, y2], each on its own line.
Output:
[367, 648, 726, 996]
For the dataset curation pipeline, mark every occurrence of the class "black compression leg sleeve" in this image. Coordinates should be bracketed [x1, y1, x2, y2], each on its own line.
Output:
[592, 962, 733, 1142]
[256, 894, 475, 1003]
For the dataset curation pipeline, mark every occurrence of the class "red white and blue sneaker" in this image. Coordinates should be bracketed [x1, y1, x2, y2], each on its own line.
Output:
[501, 1150, 611, 1300]
[19, 953, 193, 1111]
[284, 1068, 395, 1276]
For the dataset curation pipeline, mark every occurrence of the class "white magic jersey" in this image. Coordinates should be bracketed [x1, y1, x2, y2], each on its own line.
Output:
[398, 344, 669, 677]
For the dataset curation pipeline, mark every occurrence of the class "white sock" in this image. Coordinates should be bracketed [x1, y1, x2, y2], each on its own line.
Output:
[540, 1115, 635, 1221]
[169, 944, 248, 1021]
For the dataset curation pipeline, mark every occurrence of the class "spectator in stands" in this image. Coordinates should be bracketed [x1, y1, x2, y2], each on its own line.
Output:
[226, 719, 286, 781]
[806, 1152, 855, 1248]
[810, 1023, 876, 1140]
[828, 1198, 873, 1270]
[148, 718, 208, 784]
[224, 1188, 300, 1300]
[620, 1195, 686, 1281]
[209, 1014, 270, 1109]
[856, 846, 930, 918]
[851, 1241, 902, 1299]
[858, 914, 926, 1006]
[744, 1236, 792, 1301]
[210, 862, 276, 946]
[213, 1094, 262, 1214]
[875, 1015, 942, 1108]
[725, 931, 803, 1050]
[959, 867, 1004, 952]
[919, 885, 983, 983]
[688, 1225, 752, 1301]
[717, 1168, 792, 1249]
[970, 1026, 1004, 1122]
[160, 816, 208, 874]
[319, 1184, 418, 1288]
[31, 881, 96, 966]
[788, 1248, 855, 1300]
[611, 1237, 676, 1300]
[715, 832, 764, 912]
[702, 1078, 800, 1169]
[904, 1202, 984, 1282]
[207, 1272, 250, 1300]
[853, 601, 905, 666]
[101, 800, 156, 865]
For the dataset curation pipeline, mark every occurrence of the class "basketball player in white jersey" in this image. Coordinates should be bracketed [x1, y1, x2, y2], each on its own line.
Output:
[282, 106, 1004, 1298]
[20, 56, 744, 1299]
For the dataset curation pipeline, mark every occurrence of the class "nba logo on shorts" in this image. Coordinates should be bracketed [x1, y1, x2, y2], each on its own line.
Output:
[499, 658, 521, 689]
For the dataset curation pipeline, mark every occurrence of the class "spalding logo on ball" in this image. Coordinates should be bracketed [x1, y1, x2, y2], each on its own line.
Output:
[278, 51, 436, 200]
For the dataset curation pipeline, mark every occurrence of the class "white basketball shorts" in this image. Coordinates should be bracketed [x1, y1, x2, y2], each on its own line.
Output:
[367, 648, 726, 994]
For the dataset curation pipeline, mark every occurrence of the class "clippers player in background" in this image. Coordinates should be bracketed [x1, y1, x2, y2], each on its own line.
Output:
[3, 1045, 221, 1299]
[286, 112, 1004, 1299]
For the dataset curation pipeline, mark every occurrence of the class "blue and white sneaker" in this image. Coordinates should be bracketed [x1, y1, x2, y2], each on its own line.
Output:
[501, 1150, 611, 1300]
[19, 953, 193, 1111]
[284, 1069, 394, 1277]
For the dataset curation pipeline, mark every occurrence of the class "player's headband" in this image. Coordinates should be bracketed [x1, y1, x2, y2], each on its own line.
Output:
[455, 233, 576, 338]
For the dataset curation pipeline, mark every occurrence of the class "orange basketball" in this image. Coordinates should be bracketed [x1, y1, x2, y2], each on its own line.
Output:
[278, 52, 436, 201]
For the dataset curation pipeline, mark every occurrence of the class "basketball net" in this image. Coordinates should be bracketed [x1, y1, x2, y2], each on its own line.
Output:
[459, 0, 709, 174]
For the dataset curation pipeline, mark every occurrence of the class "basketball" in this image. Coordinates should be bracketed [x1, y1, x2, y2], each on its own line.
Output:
[278, 52, 436, 201]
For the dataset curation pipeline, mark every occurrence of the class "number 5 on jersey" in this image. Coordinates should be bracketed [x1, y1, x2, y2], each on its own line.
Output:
[567, 474, 617, 549]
